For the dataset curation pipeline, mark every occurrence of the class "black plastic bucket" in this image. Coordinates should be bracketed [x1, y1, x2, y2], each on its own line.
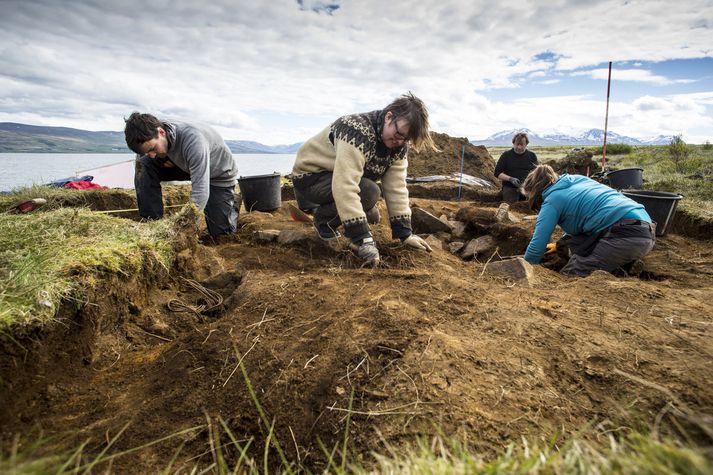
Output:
[237, 173, 282, 212]
[622, 190, 682, 236]
[606, 167, 643, 190]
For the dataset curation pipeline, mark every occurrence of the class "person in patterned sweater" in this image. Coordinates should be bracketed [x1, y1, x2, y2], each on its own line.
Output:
[292, 92, 437, 266]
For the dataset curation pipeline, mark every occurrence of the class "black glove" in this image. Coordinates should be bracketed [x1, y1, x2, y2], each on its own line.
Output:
[508, 177, 521, 187]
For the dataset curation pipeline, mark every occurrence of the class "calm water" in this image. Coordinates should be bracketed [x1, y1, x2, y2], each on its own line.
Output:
[0, 153, 296, 191]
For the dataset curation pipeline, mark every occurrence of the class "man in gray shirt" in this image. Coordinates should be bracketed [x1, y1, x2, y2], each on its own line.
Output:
[124, 112, 239, 236]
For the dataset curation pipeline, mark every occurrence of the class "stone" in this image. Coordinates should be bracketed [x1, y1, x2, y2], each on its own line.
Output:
[484, 257, 535, 285]
[460, 235, 496, 258]
[448, 242, 465, 254]
[277, 229, 310, 245]
[411, 207, 453, 234]
[424, 234, 445, 251]
[494, 202, 520, 223]
[448, 220, 468, 238]
[253, 229, 281, 243]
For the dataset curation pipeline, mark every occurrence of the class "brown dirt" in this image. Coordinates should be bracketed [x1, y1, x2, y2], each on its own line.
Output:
[546, 149, 599, 176]
[408, 132, 498, 184]
[2, 197, 713, 472]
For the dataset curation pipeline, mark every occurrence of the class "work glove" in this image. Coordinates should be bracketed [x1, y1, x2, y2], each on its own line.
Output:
[403, 234, 432, 252]
[508, 177, 521, 187]
[349, 237, 380, 267]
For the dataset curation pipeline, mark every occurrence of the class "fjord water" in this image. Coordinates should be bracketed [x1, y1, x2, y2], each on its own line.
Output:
[0, 153, 296, 192]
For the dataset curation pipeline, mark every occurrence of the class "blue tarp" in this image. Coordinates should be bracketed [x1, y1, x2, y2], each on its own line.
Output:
[47, 175, 94, 188]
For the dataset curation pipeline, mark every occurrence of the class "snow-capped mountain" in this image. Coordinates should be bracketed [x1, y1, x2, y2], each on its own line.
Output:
[472, 128, 673, 146]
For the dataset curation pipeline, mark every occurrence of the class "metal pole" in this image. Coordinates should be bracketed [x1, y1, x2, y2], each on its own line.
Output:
[458, 144, 465, 200]
[602, 61, 612, 170]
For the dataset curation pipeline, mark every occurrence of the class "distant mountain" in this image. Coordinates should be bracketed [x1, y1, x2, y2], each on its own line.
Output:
[0, 122, 302, 154]
[0, 122, 128, 153]
[471, 128, 673, 146]
[224, 140, 302, 154]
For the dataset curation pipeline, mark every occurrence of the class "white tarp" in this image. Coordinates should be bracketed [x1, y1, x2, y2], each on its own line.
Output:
[76, 159, 135, 189]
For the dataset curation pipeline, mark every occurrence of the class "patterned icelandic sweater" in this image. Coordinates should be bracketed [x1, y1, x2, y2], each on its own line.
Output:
[292, 110, 412, 241]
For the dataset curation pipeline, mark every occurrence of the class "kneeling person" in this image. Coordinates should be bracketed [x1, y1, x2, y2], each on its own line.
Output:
[124, 112, 239, 236]
[522, 165, 655, 276]
[292, 92, 437, 266]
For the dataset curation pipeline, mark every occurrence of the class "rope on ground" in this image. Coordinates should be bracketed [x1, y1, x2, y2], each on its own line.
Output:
[168, 277, 223, 316]
[95, 203, 188, 214]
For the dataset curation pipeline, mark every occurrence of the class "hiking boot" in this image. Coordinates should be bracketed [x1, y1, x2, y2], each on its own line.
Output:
[627, 259, 645, 277]
[313, 220, 341, 241]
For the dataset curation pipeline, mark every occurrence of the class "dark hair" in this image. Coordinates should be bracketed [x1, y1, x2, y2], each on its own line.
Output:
[124, 112, 162, 154]
[384, 92, 437, 152]
[512, 132, 529, 145]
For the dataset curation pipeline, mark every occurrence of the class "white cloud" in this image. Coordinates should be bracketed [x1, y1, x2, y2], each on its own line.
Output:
[0, 0, 711, 144]
[572, 68, 696, 85]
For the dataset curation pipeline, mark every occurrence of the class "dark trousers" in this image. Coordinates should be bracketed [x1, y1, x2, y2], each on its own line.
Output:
[134, 155, 238, 236]
[502, 185, 525, 203]
[560, 220, 656, 276]
[293, 172, 381, 229]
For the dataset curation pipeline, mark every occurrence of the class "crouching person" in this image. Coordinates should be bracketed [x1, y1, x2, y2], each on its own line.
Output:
[522, 165, 656, 276]
[124, 112, 239, 236]
[291, 92, 437, 266]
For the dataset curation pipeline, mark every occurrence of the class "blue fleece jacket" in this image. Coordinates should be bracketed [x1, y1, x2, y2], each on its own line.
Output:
[524, 174, 651, 263]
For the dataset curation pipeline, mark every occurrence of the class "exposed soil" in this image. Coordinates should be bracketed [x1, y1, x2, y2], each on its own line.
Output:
[2, 197, 713, 472]
[408, 132, 497, 183]
[1, 134, 712, 471]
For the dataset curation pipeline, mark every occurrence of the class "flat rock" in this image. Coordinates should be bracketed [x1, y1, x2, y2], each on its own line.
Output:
[448, 242, 465, 254]
[253, 229, 281, 243]
[448, 220, 467, 238]
[494, 203, 520, 223]
[412, 207, 452, 234]
[424, 234, 445, 251]
[277, 229, 311, 245]
[461, 235, 496, 258]
[484, 257, 535, 285]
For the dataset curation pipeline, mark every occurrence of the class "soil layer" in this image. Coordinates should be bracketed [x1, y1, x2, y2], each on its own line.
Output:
[2, 198, 713, 471]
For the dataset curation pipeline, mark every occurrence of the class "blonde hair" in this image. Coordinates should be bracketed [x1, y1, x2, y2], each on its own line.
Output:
[522, 164, 559, 211]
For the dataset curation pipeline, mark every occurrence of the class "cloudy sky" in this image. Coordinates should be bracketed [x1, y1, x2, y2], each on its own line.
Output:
[1, 0, 712, 144]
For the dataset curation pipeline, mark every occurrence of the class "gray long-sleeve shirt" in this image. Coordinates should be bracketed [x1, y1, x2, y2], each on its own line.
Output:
[163, 121, 238, 210]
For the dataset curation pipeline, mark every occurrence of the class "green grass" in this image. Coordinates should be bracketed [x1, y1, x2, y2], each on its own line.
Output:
[361, 431, 713, 475]
[0, 206, 180, 330]
[591, 143, 634, 155]
[599, 144, 713, 218]
[487, 145, 713, 218]
[3, 426, 711, 474]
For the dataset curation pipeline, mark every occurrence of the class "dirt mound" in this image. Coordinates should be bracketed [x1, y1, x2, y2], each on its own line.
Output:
[546, 148, 599, 175]
[2, 200, 713, 471]
[408, 132, 498, 184]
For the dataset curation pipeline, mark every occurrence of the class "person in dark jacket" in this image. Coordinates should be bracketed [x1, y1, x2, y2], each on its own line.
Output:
[494, 132, 538, 203]
[124, 112, 239, 236]
[522, 164, 656, 276]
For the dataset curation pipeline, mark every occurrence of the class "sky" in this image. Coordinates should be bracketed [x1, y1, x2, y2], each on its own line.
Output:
[1, 0, 712, 144]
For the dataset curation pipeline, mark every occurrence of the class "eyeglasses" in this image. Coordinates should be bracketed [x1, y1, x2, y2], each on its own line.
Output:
[393, 120, 409, 142]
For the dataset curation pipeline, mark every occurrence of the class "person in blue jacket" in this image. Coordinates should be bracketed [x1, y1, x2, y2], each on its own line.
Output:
[521, 164, 656, 276]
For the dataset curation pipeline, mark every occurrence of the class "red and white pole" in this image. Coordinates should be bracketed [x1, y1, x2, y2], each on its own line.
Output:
[602, 61, 612, 170]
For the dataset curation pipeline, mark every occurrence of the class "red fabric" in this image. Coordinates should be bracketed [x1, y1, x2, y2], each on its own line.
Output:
[63, 181, 104, 189]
